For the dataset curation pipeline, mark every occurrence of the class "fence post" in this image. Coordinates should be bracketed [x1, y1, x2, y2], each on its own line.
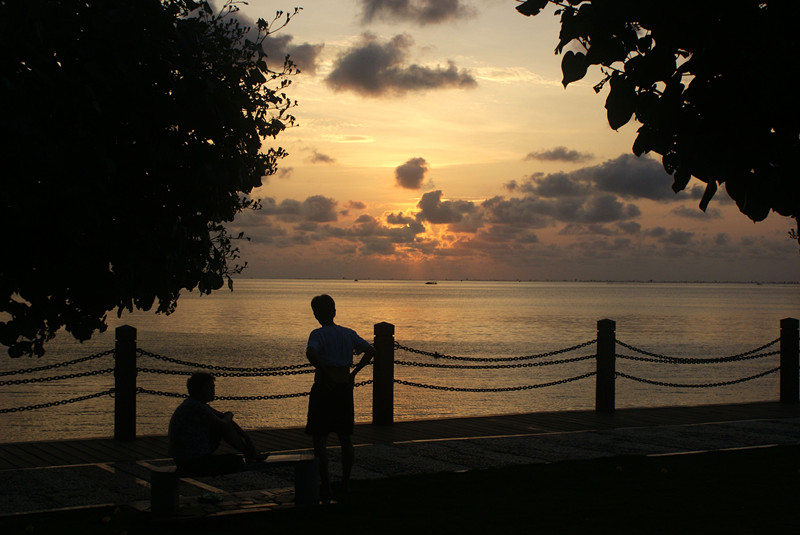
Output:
[596, 319, 616, 413]
[114, 325, 137, 440]
[373, 322, 395, 425]
[780, 317, 799, 403]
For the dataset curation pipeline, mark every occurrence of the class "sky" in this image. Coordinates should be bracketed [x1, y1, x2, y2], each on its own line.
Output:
[221, 0, 798, 282]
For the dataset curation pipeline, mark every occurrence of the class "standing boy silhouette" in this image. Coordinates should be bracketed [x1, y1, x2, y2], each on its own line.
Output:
[305, 294, 375, 500]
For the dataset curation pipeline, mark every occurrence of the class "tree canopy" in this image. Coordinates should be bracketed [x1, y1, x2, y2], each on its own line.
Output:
[0, 0, 298, 357]
[516, 0, 799, 237]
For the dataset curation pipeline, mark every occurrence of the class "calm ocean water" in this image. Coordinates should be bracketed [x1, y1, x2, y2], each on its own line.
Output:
[1, 279, 798, 443]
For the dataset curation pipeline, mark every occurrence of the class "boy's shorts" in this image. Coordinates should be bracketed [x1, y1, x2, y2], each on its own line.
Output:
[304, 381, 354, 435]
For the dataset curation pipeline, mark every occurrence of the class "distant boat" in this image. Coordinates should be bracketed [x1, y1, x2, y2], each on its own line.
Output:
[425, 281, 437, 285]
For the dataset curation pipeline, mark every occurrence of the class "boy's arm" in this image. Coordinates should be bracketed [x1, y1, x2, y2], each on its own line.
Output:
[351, 344, 375, 379]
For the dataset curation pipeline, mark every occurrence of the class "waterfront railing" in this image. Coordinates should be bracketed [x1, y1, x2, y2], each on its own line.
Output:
[1, 318, 797, 440]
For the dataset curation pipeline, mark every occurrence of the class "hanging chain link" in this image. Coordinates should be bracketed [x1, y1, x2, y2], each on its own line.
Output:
[0, 367, 114, 386]
[137, 366, 314, 378]
[615, 338, 780, 364]
[395, 354, 595, 370]
[394, 372, 596, 392]
[0, 388, 115, 414]
[0, 349, 114, 377]
[394, 339, 597, 362]
[617, 350, 779, 364]
[136, 380, 373, 401]
[137, 349, 313, 374]
[616, 367, 780, 388]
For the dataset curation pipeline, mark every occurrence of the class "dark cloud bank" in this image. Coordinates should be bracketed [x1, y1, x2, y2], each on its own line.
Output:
[325, 34, 477, 97]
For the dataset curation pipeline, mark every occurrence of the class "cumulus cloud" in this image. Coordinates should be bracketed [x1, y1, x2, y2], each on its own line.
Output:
[358, 0, 476, 26]
[325, 34, 477, 97]
[519, 154, 688, 202]
[386, 212, 416, 225]
[262, 34, 324, 75]
[395, 157, 429, 189]
[209, 2, 323, 75]
[481, 194, 639, 227]
[525, 146, 594, 163]
[416, 190, 476, 224]
[302, 195, 339, 222]
[348, 200, 367, 210]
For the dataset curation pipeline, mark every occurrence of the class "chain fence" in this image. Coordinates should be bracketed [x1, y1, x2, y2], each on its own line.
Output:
[392, 336, 785, 392]
[0, 349, 116, 413]
[393, 340, 598, 392]
[613, 337, 782, 388]
[0, 331, 792, 413]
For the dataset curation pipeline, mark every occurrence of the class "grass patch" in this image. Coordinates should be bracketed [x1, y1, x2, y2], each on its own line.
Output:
[3, 444, 799, 534]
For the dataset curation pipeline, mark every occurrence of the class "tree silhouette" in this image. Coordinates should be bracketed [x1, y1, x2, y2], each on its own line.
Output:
[517, 0, 799, 242]
[0, 0, 298, 357]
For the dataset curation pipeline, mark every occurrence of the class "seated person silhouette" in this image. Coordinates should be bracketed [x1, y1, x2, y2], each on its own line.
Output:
[168, 372, 266, 475]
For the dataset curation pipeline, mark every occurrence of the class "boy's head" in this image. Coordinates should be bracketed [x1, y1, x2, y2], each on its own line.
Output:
[311, 294, 336, 324]
[187, 372, 215, 402]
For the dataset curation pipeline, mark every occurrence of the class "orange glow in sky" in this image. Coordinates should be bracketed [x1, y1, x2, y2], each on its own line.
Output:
[225, 0, 797, 282]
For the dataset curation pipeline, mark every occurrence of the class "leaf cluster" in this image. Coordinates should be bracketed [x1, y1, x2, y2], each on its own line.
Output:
[517, 0, 800, 226]
[0, 0, 298, 356]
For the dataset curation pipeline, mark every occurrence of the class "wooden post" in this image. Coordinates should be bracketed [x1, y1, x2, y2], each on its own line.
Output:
[780, 317, 799, 403]
[114, 325, 137, 440]
[596, 319, 616, 413]
[373, 322, 395, 425]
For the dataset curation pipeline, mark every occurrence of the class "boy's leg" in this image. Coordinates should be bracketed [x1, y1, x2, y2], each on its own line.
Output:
[312, 433, 331, 499]
[337, 433, 355, 492]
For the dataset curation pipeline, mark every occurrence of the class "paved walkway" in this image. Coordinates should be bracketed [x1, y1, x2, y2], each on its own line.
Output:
[1, 404, 799, 517]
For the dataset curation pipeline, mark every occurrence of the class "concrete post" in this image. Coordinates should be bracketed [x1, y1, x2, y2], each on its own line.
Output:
[373, 322, 395, 425]
[596, 319, 616, 413]
[114, 325, 137, 440]
[780, 317, 799, 403]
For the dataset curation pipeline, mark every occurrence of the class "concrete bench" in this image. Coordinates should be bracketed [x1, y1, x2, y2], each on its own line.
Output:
[148, 453, 318, 513]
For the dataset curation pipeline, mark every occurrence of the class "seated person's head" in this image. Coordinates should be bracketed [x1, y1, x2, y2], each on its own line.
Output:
[311, 294, 336, 323]
[187, 372, 215, 402]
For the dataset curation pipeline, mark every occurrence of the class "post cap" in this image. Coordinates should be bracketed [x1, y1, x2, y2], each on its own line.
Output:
[374, 322, 395, 335]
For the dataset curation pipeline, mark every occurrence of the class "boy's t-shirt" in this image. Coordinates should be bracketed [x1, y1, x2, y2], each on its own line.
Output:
[307, 324, 370, 367]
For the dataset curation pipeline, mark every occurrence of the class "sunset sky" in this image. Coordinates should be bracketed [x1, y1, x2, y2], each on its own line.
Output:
[223, 0, 797, 282]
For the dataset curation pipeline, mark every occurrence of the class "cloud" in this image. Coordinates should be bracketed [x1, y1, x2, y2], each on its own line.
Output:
[262, 34, 324, 75]
[276, 167, 293, 179]
[386, 212, 416, 225]
[395, 157, 429, 189]
[309, 150, 336, 164]
[325, 34, 477, 97]
[358, 0, 476, 26]
[671, 205, 722, 219]
[525, 146, 594, 163]
[527, 172, 591, 198]
[302, 195, 338, 222]
[348, 200, 367, 210]
[260, 196, 338, 223]
[416, 190, 475, 224]
[209, 2, 323, 75]
[481, 194, 639, 227]
[520, 154, 689, 202]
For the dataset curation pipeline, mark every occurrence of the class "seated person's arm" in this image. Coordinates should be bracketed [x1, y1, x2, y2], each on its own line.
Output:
[202, 406, 234, 431]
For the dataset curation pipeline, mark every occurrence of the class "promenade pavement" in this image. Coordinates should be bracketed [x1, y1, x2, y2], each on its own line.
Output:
[1, 413, 799, 517]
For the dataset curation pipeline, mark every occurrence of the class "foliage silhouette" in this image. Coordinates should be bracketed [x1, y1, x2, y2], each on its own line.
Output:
[0, 0, 298, 357]
[516, 0, 799, 241]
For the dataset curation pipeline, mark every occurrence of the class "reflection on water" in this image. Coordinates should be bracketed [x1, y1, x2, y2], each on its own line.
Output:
[1, 280, 797, 442]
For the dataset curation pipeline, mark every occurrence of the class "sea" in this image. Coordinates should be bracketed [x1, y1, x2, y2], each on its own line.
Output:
[1, 279, 797, 443]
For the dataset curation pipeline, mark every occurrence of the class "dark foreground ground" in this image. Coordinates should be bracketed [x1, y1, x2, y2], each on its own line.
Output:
[3, 444, 798, 535]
